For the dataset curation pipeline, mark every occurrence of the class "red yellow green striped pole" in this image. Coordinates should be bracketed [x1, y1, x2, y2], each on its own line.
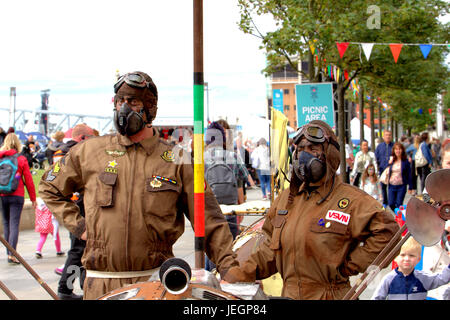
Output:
[193, 0, 205, 269]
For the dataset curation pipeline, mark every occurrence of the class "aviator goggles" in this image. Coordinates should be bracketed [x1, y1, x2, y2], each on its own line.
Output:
[293, 124, 340, 151]
[114, 72, 157, 97]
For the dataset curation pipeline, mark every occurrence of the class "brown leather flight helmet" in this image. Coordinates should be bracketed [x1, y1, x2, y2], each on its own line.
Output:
[114, 71, 159, 124]
[288, 120, 341, 206]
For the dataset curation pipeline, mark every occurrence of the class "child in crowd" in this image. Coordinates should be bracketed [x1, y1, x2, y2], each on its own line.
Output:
[359, 163, 381, 201]
[35, 199, 65, 258]
[372, 237, 450, 300]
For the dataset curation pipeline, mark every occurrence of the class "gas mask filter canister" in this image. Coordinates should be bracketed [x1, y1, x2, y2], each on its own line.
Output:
[114, 102, 146, 136]
[293, 150, 326, 183]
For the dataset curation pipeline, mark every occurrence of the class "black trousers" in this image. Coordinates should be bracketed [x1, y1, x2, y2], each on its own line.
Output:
[417, 165, 431, 193]
[380, 182, 388, 206]
[58, 232, 86, 294]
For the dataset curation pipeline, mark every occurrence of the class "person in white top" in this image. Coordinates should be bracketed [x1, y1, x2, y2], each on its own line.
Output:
[350, 140, 378, 187]
[360, 163, 381, 201]
[251, 138, 271, 200]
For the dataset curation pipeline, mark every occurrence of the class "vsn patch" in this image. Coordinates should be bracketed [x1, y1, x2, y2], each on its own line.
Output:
[338, 198, 350, 209]
[326, 210, 350, 225]
[161, 150, 175, 162]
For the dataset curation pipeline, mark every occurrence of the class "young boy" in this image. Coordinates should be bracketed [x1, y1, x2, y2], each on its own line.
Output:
[372, 237, 450, 300]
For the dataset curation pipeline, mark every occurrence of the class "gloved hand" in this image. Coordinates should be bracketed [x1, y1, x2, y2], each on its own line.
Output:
[222, 266, 255, 283]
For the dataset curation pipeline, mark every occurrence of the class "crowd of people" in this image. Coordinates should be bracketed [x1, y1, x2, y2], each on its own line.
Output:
[346, 130, 449, 214]
[0, 70, 448, 301]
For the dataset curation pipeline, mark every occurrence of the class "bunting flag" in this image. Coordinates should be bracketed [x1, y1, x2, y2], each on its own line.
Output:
[344, 70, 349, 80]
[336, 42, 349, 59]
[336, 42, 447, 63]
[309, 39, 318, 54]
[361, 43, 374, 61]
[428, 108, 433, 115]
[389, 44, 403, 63]
[419, 44, 432, 59]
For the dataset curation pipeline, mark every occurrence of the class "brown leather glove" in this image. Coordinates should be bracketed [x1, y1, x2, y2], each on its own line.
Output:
[222, 266, 255, 283]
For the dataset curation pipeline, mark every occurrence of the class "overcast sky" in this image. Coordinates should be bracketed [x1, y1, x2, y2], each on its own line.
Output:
[0, 0, 273, 132]
[1, 1, 447, 135]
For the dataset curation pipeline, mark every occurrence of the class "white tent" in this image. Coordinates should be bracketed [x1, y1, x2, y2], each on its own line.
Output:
[239, 115, 270, 142]
[350, 117, 372, 147]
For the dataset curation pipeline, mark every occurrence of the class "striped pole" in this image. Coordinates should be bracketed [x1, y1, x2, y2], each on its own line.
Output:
[193, 0, 205, 269]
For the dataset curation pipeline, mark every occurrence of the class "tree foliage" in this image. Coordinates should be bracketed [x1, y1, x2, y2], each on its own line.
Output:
[237, 0, 450, 133]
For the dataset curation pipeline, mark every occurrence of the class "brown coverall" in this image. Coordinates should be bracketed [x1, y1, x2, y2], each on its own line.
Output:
[39, 131, 238, 299]
[237, 178, 400, 299]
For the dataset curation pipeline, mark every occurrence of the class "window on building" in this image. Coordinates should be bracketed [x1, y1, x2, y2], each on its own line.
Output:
[284, 89, 289, 95]
[284, 105, 290, 111]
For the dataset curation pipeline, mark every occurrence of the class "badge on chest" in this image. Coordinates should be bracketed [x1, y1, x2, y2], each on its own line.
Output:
[325, 210, 350, 225]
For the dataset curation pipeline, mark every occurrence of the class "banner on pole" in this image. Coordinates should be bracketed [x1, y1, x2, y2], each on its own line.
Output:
[295, 83, 334, 128]
[272, 89, 284, 113]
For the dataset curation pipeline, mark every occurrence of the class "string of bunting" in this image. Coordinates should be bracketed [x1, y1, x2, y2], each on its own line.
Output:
[309, 40, 449, 115]
[336, 42, 449, 63]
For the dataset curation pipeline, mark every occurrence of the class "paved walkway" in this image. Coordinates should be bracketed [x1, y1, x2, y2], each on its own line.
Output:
[0, 186, 403, 300]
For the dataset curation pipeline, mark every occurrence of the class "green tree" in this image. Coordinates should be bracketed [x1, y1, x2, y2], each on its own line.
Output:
[238, 0, 449, 176]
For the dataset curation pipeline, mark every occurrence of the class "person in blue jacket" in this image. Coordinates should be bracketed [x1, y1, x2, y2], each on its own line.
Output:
[375, 130, 394, 207]
[416, 132, 434, 193]
[372, 237, 450, 300]
[385, 142, 414, 212]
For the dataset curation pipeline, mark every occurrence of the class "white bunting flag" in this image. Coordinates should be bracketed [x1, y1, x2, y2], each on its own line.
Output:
[361, 43, 374, 61]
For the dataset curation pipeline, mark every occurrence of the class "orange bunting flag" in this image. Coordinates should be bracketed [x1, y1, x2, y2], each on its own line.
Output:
[336, 42, 349, 59]
[344, 70, 349, 80]
[389, 44, 403, 63]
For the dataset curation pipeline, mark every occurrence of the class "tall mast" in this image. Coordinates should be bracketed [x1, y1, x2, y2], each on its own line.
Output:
[193, 0, 205, 269]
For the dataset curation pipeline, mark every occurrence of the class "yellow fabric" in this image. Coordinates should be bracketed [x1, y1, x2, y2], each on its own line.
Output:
[270, 108, 290, 192]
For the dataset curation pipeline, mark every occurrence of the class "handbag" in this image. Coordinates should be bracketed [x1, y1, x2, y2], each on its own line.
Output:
[379, 167, 390, 185]
[414, 143, 428, 168]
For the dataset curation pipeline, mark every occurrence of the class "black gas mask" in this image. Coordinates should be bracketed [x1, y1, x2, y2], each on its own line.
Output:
[113, 72, 158, 136]
[113, 103, 146, 136]
[293, 150, 326, 184]
[291, 123, 339, 184]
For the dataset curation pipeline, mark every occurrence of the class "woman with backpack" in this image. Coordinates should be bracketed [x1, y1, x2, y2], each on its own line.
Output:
[0, 133, 37, 264]
[415, 132, 434, 193]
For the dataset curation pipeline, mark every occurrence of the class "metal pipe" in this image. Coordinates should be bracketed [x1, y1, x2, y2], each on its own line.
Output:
[0, 235, 59, 300]
[0, 280, 18, 300]
[348, 231, 410, 300]
[342, 224, 406, 300]
[159, 258, 192, 295]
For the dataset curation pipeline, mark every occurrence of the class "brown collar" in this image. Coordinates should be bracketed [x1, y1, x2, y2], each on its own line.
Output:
[116, 129, 159, 155]
[298, 175, 339, 203]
